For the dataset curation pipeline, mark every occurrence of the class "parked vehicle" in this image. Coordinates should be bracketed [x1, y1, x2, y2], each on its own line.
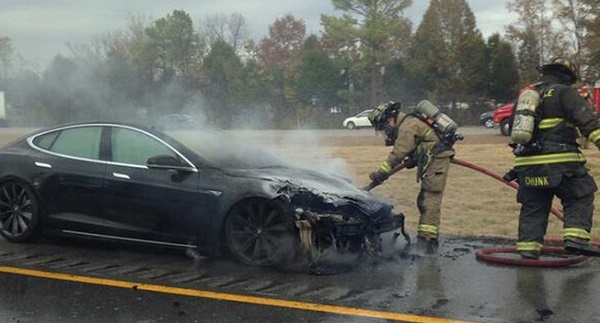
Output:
[493, 84, 600, 136]
[492, 103, 514, 136]
[580, 83, 600, 112]
[0, 122, 403, 267]
[479, 110, 495, 128]
[342, 109, 373, 130]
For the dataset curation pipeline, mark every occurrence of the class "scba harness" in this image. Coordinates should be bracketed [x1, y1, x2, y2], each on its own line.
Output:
[510, 82, 576, 157]
[369, 101, 463, 148]
[369, 101, 462, 179]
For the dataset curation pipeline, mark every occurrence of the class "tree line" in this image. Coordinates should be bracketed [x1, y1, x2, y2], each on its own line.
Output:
[0, 0, 598, 129]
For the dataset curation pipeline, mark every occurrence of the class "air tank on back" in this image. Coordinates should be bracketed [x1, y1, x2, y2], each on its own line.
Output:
[511, 89, 540, 144]
[415, 100, 458, 136]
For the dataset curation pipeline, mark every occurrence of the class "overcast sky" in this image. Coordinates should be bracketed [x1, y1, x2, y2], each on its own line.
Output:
[1, 0, 515, 69]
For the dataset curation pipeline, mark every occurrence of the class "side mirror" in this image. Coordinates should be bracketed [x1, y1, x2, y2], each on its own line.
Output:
[146, 155, 195, 172]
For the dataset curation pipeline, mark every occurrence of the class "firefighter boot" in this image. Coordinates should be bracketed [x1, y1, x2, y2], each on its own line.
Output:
[518, 250, 541, 260]
[416, 235, 439, 255]
[564, 239, 600, 257]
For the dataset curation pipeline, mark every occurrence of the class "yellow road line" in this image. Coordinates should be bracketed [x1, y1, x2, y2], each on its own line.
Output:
[0, 266, 476, 323]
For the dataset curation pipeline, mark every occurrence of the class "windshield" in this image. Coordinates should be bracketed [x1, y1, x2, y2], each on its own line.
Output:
[173, 131, 287, 169]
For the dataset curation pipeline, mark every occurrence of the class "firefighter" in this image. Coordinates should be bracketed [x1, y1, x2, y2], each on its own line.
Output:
[509, 57, 600, 259]
[368, 101, 455, 250]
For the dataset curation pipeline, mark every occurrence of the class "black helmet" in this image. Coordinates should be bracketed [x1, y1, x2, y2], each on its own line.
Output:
[537, 57, 579, 84]
[368, 101, 402, 131]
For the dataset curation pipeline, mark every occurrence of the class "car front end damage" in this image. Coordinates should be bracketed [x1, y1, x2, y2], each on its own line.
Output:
[223, 167, 407, 267]
[293, 208, 406, 259]
[274, 179, 407, 261]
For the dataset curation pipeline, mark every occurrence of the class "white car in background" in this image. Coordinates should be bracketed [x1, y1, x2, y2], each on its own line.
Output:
[342, 109, 373, 130]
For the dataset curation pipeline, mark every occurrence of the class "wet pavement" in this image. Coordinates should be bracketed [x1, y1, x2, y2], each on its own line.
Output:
[0, 234, 599, 323]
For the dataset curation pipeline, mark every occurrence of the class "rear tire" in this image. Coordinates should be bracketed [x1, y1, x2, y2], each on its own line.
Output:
[0, 181, 41, 243]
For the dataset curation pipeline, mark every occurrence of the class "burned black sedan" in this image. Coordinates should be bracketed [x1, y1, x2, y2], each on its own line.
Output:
[0, 122, 404, 267]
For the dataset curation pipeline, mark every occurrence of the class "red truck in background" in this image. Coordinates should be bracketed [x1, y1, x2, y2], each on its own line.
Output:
[492, 82, 600, 136]
[492, 103, 515, 136]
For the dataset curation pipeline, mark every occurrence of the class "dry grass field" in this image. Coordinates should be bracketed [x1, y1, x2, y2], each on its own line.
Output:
[2, 127, 599, 241]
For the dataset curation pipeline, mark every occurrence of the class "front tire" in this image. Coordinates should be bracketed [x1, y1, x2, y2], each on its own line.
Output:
[484, 118, 494, 129]
[225, 199, 298, 266]
[346, 122, 356, 130]
[0, 181, 41, 243]
[500, 119, 512, 136]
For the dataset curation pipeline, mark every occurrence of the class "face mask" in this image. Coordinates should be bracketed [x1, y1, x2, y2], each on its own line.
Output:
[383, 124, 398, 146]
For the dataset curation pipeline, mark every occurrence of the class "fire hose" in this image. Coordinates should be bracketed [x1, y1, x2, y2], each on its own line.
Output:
[364, 157, 600, 267]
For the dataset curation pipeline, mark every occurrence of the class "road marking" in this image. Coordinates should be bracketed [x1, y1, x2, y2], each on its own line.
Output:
[0, 266, 476, 323]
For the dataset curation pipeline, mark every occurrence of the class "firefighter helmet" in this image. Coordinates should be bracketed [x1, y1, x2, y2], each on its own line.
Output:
[537, 57, 579, 84]
[368, 102, 402, 131]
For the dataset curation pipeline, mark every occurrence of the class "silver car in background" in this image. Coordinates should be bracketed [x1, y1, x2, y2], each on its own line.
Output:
[342, 109, 374, 130]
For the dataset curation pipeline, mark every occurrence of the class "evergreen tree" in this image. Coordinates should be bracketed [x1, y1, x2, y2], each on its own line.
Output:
[202, 40, 242, 127]
[407, 0, 487, 103]
[580, 0, 600, 79]
[321, 0, 413, 107]
[487, 33, 520, 103]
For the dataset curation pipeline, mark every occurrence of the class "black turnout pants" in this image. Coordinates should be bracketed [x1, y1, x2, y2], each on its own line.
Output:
[517, 172, 596, 243]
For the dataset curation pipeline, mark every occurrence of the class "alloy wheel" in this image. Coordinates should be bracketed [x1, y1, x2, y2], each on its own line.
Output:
[225, 199, 297, 266]
[0, 182, 39, 242]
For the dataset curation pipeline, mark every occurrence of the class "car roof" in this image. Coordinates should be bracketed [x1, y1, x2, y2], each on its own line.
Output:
[27, 121, 160, 136]
[18, 121, 179, 153]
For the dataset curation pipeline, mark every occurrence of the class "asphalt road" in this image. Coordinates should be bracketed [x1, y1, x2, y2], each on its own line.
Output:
[0, 235, 599, 323]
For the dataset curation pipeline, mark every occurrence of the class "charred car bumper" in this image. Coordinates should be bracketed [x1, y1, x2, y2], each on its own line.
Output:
[295, 208, 405, 235]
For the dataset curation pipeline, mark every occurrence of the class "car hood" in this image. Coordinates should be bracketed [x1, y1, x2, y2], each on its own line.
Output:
[222, 167, 393, 217]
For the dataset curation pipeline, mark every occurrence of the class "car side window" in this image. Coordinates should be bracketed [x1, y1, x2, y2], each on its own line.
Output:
[34, 127, 102, 160]
[111, 127, 177, 165]
[32, 131, 59, 150]
[357, 110, 371, 117]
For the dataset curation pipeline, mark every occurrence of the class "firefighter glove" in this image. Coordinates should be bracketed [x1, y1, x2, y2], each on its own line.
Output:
[503, 169, 518, 182]
[403, 157, 416, 169]
[370, 162, 392, 183]
[369, 170, 389, 184]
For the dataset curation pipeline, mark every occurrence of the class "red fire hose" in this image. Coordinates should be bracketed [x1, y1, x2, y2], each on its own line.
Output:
[451, 158, 564, 221]
[364, 157, 598, 267]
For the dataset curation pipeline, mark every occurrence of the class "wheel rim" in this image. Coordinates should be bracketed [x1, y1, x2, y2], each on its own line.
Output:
[0, 182, 34, 238]
[226, 200, 295, 266]
[485, 119, 494, 128]
[347, 122, 355, 130]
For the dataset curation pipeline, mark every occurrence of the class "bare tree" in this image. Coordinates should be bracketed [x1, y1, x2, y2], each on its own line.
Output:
[552, 0, 588, 63]
[202, 12, 250, 52]
[506, 0, 567, 83]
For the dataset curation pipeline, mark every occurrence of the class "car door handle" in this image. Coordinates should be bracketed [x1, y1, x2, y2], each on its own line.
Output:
[112, 172, 130, 179]
[35, 162, 52, 169]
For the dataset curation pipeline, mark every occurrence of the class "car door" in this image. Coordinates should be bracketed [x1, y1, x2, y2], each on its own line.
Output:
[356, 110, 372, 127]
[101, 126, 203, 246]
[30, 125, 106, 234]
